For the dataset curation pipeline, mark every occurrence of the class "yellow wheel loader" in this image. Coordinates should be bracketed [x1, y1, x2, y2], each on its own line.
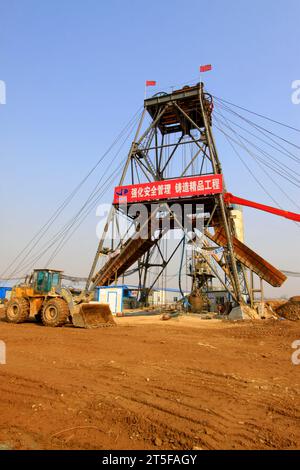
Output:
[5, 269, 115, 328]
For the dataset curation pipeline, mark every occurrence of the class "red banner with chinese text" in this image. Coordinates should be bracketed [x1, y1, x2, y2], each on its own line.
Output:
[113, 174, 223, 204]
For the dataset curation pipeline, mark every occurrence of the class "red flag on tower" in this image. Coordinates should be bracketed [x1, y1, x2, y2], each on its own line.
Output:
[146, 80, 156, 86]
[199, 64, 212, 73]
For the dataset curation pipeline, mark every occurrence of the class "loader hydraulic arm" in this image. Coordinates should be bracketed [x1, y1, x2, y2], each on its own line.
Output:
[224, 193, 300, 223]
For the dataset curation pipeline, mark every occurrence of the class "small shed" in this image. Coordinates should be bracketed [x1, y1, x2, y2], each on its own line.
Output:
[96, 286, 125, 315]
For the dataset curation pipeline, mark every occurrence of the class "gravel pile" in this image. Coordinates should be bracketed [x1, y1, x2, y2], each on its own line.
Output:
[276, 299, 300, 321]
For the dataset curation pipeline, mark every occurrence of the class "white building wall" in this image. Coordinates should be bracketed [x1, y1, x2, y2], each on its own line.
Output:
[97, 287, 123, 314]
[151, 290, 188, 305]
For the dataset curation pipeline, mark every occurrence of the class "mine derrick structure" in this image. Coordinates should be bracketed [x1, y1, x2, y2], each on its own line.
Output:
[86, 82, 280, 307]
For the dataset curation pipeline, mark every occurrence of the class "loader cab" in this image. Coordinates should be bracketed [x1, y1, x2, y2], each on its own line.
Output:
[32, 269, 62, 294]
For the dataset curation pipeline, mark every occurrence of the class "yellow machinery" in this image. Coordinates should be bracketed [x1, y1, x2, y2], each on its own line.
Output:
[5, 269, 115, 328]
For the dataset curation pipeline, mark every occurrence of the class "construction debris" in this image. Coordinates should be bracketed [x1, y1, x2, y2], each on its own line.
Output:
[160, 312, 180, 321]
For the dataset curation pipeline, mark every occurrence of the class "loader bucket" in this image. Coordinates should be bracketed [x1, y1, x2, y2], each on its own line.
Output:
[71, 303, 116, 329]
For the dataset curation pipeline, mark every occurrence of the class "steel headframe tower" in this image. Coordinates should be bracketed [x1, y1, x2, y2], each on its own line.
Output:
[87, 83, 251, 306]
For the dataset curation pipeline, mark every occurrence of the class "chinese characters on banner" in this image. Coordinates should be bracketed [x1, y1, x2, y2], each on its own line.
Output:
[113, 174, 223, 204]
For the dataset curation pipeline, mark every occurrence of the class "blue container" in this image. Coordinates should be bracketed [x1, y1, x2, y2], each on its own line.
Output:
[0, 287, 12, 300]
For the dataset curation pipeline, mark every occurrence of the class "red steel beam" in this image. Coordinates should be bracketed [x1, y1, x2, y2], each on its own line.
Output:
[224, 193, 300, 223]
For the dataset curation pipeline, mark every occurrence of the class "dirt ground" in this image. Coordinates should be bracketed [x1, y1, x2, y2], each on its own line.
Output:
[0, 308, 299, 450]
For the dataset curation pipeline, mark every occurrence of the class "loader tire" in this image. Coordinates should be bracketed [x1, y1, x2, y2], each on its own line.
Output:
[5, 298, 30, 324]
[41, 298, 69, 327]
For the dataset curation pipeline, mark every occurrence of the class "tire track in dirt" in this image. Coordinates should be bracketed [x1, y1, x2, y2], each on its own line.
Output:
[1, 315, 300, 449]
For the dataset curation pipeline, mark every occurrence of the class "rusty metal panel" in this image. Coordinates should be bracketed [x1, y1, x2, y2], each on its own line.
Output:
[144, 84, 212, 135]
[209, 229, 286, 287]
[94, 236, 156, 286]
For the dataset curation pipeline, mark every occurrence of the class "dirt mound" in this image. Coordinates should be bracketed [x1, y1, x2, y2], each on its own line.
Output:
[290, 296, 300, 302]
[265, 299, 288, 311]
[0, 315, 300, 449]
[276, 300, 300, 321]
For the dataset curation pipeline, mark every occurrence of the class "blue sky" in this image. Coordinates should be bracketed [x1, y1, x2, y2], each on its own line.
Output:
[0, 0, 299, 297]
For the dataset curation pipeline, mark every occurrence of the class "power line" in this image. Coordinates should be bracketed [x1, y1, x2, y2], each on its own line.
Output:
[45, 167, 122, 266]
[214, 100, 300, 153]
[214, 115, 300, 230]
[213, 108, 300, 165]
[1, 106, 142, 279]
[213, 95, 300, 133]
[214, 101, 300, 167]
[281, 271, 300, 277]
[215, 113, 300, 184]
[215, 123, 300, 189]
[216, 113, 300, 228]
[213, 103, 300, 213]
[214, 114, 282, 208]
[43, 114, 141, 268]
[6, 109, 142, 277]
[9, 108, 140, 276]
[8, 167, 121, 277]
